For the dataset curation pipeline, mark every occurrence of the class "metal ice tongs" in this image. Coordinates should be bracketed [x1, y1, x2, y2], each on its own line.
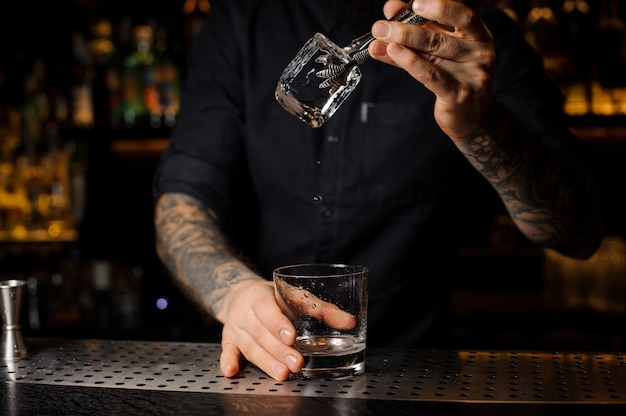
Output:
[316, 7, 429, 92]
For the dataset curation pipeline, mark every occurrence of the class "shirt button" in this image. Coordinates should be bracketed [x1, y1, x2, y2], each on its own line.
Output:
[313, 195, 323, 202]
[327, 135, 339, 143]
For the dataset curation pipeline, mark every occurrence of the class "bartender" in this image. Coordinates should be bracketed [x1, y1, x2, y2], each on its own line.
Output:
[152, 0, 604, 381]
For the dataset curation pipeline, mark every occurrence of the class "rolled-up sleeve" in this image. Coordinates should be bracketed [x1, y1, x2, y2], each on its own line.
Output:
[153, 3, 247, 222]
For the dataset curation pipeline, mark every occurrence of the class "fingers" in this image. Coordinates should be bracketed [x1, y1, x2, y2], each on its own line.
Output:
[383, 0, 488, 36]
[374, 0, 492, 61]
[370, 0, 495, 94]
[371, 0, 496, 139]
[369, 23, 461, 101]
[277, 284, 357, 331]
[217, 280, 304, 381]
[220, 341, 243, 377]
[295, 291, 357, 330]
[383, 0, 413, 20]
[372, 6, 491, 62]
[220, 320, 303, 381]
[409, 0, 490, 38]
[323, 309, 357, 331]
[220, 324, 296, 379]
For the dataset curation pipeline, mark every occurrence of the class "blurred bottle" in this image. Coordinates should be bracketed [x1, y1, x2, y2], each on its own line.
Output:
[92, 259, 112, 329]
[26, 277, 40, 331]
[110, 16, 133, 129]
[41, 121, 73, 236]
[560, 0, 593, 116]
[561, 0, 593, 79]
[152, 24, 180, 128]
[70, 31, 94, 129]
[20, 62, 48, 153]
[524, 0, 565, 82]
[489, 0, 519, 23]
[67, 137, 87, 232]
[594, 0, 626, 114]
[17, 63, 50, 234]
[48, 82, 79, 239]
[1, 61, 78, 240]
[0, 107, 21, 162]
[90, 18, 120, 129]
[0, 106, 23, 235]
[116, 24, 156, 129]
[595, 0, 626, 88]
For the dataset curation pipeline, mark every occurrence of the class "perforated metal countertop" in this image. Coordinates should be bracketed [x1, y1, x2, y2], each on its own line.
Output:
[1, 338, 625, 404]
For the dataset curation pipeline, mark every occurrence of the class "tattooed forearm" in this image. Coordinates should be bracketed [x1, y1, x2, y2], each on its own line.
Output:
[452, 104, 603, 259]
[155, 193, 260, 317]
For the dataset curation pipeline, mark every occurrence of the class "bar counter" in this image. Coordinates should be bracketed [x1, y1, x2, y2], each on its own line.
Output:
[2, 338, 625, 415]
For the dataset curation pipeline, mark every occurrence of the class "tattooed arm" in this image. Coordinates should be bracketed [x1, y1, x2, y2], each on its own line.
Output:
[155, 192, 304, 381]
[451, 105, 603, 259]
[370, 0, 603, 259]
[154, 192, 258, 316]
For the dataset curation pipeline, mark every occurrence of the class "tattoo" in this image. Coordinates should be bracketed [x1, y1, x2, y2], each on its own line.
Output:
[454, 104, 603, 259]
[155, 193, 257, 318]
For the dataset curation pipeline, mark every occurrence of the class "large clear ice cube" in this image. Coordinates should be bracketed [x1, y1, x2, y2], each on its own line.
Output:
[275, 33, 362, 128]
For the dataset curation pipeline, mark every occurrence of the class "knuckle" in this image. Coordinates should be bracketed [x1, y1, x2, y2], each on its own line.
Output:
[474, 70, 492, 89]
[456, 86, 473, 104]
[420, 64, 441, 85]
[397, 25, 413, 46]
[425, 31, 444, 52]
[480, 49, 496, 69]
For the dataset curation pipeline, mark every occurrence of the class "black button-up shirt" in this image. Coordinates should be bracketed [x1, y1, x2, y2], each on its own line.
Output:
[153, 0, 583, 347]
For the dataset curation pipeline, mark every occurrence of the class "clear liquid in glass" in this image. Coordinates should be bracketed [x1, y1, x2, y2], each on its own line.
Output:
[295, 334, 366, 379]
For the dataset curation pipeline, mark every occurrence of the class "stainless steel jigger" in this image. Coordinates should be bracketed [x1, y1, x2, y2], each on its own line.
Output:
[1, 279, 28, 360]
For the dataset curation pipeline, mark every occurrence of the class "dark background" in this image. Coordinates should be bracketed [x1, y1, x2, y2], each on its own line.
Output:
[1, 0, 626, 350]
